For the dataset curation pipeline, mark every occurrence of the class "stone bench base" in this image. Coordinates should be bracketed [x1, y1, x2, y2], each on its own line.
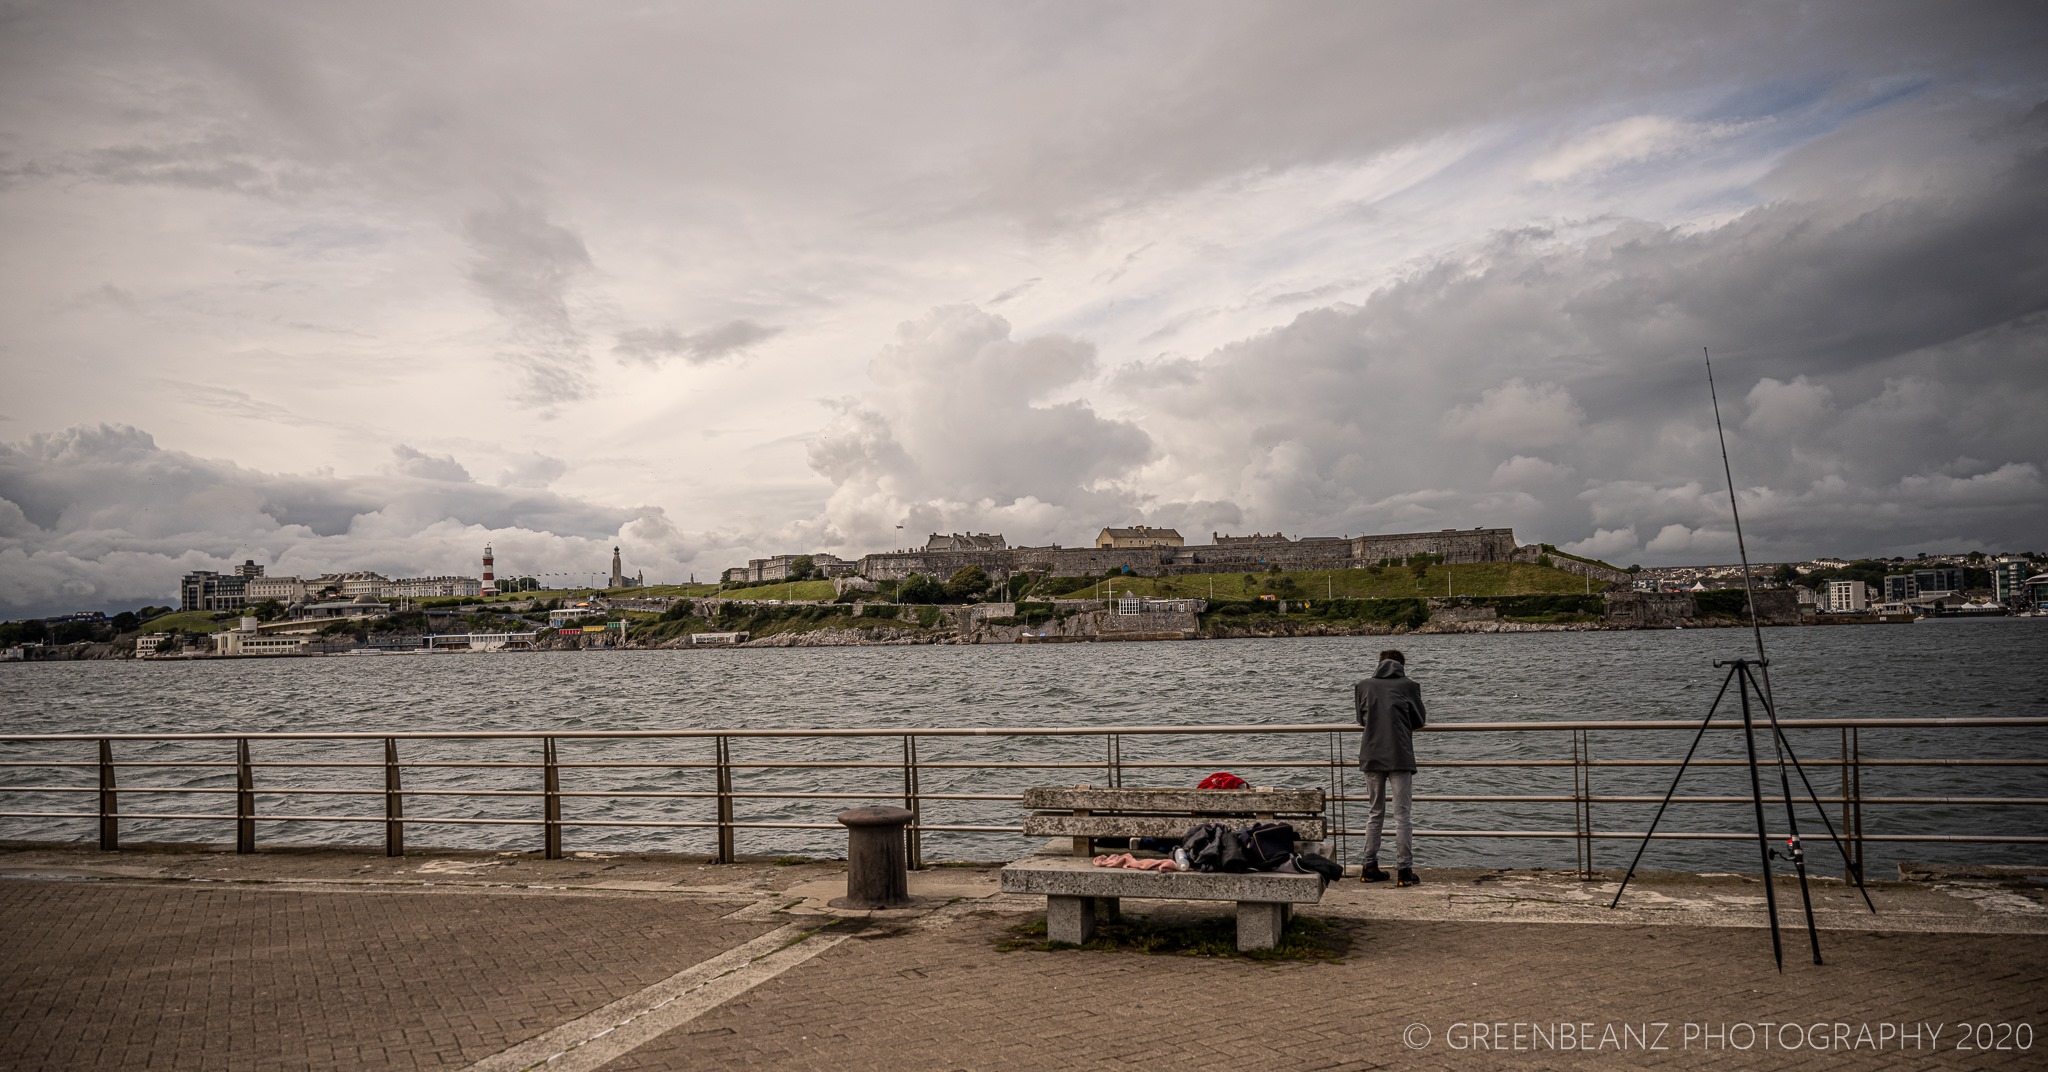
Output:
[999, 857, 1324, 951]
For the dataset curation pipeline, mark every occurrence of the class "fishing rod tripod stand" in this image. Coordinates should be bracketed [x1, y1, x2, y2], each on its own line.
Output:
[1609, 657, 1876, 971]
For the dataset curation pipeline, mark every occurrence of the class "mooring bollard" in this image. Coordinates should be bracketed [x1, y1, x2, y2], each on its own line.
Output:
[833, 805, 919, 909]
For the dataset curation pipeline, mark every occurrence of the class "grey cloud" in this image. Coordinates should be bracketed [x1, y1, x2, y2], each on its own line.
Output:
[805, 306, 1156, 551]
[464, 203, 593, 407]
[389, 444, 472, 483]
[987, 278, 1040, 305]
[497, 452, 568, 489]
[1128, 109, 2048, 562]
[0, 424, 697, 618]
[614, 319, 782, 366]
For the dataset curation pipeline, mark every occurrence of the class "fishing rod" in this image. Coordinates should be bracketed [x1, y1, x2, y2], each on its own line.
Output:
[1610, 348, 1875, 971]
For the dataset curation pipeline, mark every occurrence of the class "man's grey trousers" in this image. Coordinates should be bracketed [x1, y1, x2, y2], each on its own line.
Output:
[1363, 770, 1414, 870]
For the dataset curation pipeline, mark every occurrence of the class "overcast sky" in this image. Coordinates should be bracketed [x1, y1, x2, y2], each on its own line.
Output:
[2, 1, 2046, 616]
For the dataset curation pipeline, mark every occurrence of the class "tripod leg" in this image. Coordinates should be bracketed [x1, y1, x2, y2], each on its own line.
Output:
[1737, 666, 1784, 972]
[1768, 716, 1879, 915]
[1610, 667, 1737, 909]
[1757, 678, 1823, 965]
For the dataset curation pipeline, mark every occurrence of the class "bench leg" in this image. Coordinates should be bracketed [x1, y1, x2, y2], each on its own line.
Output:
[1236, 902, 1286, 952]
[1095, 896, 1121, 921]
[1047, 895, 1096, 945]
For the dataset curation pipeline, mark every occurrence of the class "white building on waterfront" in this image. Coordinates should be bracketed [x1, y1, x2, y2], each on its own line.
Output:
[1826, 580, 1870, 613]
[210, 619, 312, 657]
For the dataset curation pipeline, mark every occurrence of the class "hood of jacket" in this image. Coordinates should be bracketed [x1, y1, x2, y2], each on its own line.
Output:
[1372, 659, 1406, 679]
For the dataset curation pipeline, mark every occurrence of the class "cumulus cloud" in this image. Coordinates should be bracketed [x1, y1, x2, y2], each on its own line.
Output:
[1444, 381, 1587, 449]
[496, 453, 569, 489]
[614, 319, 783, 366]
[1113, 113, 2048, 561]
[1563, 526, 1639, 563]
[805, 306, 1154, 550]
[388, 445, 472, 483]
[1490, 455, 1574, 486]
[0, 425, 702, 618]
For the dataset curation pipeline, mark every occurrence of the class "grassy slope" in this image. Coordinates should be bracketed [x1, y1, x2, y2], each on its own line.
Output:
[139, 610, 231, 634]
[1045, 562, 1600, 601]
[708, 580, 837, 601]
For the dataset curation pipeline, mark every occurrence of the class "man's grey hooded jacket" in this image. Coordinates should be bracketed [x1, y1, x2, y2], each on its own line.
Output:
[1354, 659, 1426, 772]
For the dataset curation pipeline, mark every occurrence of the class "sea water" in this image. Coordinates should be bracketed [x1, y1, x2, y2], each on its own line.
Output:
[1, 620, 2042, 873]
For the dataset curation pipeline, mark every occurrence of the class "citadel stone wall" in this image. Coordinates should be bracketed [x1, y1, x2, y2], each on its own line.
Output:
[858, 527, 1535, 580]
[1352, 528, 1517, 564]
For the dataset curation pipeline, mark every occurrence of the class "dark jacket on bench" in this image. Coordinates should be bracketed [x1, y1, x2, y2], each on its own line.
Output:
[1354, 659, 1426, 772]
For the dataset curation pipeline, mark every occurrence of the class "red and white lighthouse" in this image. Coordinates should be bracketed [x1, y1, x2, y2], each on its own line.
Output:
[481, 544, 498, 596]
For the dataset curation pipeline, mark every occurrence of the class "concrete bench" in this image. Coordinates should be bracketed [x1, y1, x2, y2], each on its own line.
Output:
[998, 786, 1328, 951]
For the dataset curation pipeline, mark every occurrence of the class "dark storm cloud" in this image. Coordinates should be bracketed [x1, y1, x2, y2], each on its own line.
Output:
[613, 320, 783, 366]
[1122, 109, 2048, 561]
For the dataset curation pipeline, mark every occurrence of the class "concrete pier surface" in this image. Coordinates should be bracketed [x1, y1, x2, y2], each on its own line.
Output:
[3, 844, 2044, 1070]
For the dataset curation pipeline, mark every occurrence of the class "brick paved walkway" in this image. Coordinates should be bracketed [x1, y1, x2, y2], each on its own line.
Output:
[609, 905, 2048, 1071]
[0, 883, 774, 1070]
[3, 850, 2043, 1070]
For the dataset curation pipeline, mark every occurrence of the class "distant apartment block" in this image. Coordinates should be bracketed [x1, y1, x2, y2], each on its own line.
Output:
[1096, 525, 1185, 549]
[180, 571, 248, 612]
[386, 575, 484, 599]
[1826, 579, 1869, 613]
[244, 575, 308, 603]
[1882, 574, 1919, 603]
[1912, 567, 1963, 596]
[1993, 560, 2031, 603]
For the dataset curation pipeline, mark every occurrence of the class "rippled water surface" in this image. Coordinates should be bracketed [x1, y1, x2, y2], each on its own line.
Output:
[3, 620, 2043, 872]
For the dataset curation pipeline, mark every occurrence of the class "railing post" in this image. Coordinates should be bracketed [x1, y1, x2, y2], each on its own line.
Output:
[1846, 727, 1864, 882]
[713, 736, 734, 863]
[1573, 728, 1593, 877]
[543, 737, 562, 860]
[1106, 733, 1122, 788]
[97, 738, 118, 851]
[902, 734, 922, 871]
[235, 738, 255, 853]
[384, 737, 404, 857]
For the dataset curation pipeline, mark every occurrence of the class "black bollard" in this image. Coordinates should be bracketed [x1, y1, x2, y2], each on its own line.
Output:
[832, 805, 920, 909]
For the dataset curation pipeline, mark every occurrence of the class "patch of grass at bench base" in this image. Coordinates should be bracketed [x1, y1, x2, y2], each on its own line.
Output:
[994, 913, 1348, 961]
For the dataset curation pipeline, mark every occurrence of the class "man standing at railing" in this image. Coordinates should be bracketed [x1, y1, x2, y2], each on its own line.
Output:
[1355, 649, 1426, 886]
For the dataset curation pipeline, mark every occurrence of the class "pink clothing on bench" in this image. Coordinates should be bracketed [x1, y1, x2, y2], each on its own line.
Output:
[1091, 853, 1185, 871]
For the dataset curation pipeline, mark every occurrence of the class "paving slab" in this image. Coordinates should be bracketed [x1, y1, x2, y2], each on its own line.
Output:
[3, 843, 2045, 1070]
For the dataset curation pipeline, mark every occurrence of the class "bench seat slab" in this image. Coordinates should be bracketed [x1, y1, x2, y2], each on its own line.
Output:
[1023, 815, 1326, 841]
[1000, 857, 1324, 904]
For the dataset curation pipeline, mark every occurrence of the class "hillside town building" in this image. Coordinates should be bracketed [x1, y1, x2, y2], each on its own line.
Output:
[1095, 526, 1185, 549]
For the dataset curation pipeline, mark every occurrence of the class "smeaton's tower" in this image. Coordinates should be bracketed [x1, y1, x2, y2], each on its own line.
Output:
[481, 544, 498, 597]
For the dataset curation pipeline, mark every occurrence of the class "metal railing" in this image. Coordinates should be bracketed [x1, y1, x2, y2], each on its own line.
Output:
[0, 717, 2042, 875]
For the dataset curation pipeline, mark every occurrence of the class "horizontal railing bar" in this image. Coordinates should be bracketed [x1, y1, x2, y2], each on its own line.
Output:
[1369, 830, 2048, 843]
[12, 783, 2034, 809]
[16, 755, 2037, 771]
[6, 716, 2043, 742]
[1359, 795, 2048, 806]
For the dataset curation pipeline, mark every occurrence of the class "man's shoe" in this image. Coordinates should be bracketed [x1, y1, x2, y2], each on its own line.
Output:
[1360, 865, 1391, 883]
[1397, 868, 1421, 887]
